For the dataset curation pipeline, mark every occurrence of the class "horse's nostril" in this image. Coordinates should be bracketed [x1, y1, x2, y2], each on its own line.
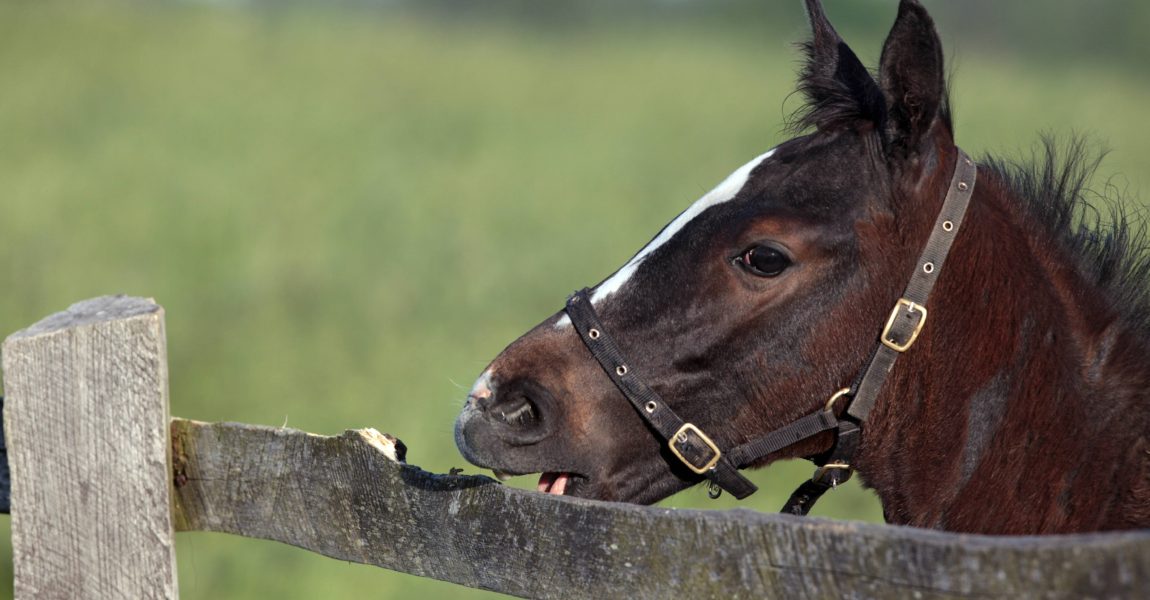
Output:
[473, 378, 557, 445]
[495, 395, 538, 428]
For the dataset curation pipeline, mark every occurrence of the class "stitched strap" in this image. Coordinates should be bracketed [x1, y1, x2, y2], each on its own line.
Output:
[847, 150, 978, 421]
[565, 290, 758, 499]
[726, 410, 838, 468]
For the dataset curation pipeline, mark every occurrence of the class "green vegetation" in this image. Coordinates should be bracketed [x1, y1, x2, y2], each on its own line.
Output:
[0, 2, 1146, 598]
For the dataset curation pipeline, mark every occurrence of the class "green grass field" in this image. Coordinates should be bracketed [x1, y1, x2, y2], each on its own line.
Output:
[1, 2, 1147, 598]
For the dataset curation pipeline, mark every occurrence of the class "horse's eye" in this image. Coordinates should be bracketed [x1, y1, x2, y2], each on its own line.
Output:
[737, 245, 791, 277]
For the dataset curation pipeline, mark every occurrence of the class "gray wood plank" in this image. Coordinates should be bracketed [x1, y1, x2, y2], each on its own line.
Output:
[172, 418, 1150, 600]
[3, 296, 177, 599]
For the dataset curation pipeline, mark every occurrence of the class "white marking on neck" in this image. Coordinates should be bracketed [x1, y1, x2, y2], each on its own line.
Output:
[556, 148, 775, 329]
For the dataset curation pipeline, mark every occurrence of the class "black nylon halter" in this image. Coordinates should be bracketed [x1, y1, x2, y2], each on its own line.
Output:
[564, 149, 977, 512]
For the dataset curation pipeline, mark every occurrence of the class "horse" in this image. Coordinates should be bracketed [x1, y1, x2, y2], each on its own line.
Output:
[453, 0, 1150, 535]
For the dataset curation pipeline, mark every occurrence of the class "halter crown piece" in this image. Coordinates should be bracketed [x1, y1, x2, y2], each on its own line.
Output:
[564, 150, 977, 514]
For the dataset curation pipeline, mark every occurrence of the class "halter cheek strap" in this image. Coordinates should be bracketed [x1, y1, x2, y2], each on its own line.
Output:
[847, 151, 978, 421]
[783, 149, 978, 514]
[564, 149, 977, 509]
[565, 291, 761, 499]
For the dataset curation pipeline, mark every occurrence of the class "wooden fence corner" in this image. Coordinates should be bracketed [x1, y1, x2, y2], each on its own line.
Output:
[2, 296, 176, 599]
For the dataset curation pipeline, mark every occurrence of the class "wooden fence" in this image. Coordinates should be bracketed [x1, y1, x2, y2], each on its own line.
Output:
[1, 295, 1148, 599]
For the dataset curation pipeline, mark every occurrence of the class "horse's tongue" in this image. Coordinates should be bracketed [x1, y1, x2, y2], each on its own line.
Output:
[537, 472, 570, 495]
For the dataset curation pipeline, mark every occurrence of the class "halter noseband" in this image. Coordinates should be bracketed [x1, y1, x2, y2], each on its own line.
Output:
[564, 149, 977, 513]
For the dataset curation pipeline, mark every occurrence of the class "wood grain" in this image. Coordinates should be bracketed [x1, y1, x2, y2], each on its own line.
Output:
[172, 418, 1150, 599]
[3, 296, 176, 599]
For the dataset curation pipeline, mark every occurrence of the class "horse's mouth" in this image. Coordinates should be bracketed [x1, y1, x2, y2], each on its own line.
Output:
[491, 469, 590, 497]
[536, 471, 588, 496]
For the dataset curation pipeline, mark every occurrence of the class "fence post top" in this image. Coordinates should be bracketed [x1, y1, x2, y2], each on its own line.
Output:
[4, 295, 162, 343]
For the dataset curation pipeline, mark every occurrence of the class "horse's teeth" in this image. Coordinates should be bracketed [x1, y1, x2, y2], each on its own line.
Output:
[492, 469, 513, 481]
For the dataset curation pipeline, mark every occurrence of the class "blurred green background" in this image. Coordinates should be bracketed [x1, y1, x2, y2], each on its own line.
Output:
[0, 0, 1146, 598]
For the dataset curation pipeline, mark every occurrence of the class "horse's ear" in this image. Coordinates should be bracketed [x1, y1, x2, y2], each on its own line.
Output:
[878, 0, 948, 155]
[791, 0, 885, 133]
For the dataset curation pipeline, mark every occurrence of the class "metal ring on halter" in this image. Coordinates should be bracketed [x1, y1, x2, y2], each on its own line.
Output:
[824, 388, 853, 413]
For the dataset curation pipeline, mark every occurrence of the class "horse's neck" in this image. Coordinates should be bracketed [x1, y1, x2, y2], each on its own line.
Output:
[860, 175, 1150, 534]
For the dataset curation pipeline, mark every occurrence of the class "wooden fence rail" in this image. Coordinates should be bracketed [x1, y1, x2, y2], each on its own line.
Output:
[2, 296, 1149, 599]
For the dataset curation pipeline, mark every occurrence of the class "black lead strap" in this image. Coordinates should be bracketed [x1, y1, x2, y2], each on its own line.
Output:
[564, 149, 977, 511]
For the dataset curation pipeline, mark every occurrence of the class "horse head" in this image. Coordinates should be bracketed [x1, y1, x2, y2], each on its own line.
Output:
[454, 0, 1150, 534]
[456, 0, 955, 504]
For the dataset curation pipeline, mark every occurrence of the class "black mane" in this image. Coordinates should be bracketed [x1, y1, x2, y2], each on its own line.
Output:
[983, 138, 1150, 342]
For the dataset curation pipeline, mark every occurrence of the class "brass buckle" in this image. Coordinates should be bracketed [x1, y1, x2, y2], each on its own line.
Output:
[812, 462, 853, 487]
[669, 423, 722, 475]
[881, 298, 927, 352]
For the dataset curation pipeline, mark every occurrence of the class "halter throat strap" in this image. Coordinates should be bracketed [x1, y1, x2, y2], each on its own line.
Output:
[563, 148, 978, 505]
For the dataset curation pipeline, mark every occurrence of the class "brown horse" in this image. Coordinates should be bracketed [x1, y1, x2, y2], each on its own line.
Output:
[454, 0, 1150, 534]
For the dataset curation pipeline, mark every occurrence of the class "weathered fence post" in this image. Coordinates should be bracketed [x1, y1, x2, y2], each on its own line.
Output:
[2, 296, 176, 599]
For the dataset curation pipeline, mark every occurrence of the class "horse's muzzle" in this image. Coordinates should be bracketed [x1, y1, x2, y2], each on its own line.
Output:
[454, 372, 567, 474]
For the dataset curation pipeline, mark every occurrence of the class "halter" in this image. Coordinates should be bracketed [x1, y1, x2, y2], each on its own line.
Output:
[564, 149, 977, 514]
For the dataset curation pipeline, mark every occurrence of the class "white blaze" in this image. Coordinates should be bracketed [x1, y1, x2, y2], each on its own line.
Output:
[556, 148, 775, 328]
